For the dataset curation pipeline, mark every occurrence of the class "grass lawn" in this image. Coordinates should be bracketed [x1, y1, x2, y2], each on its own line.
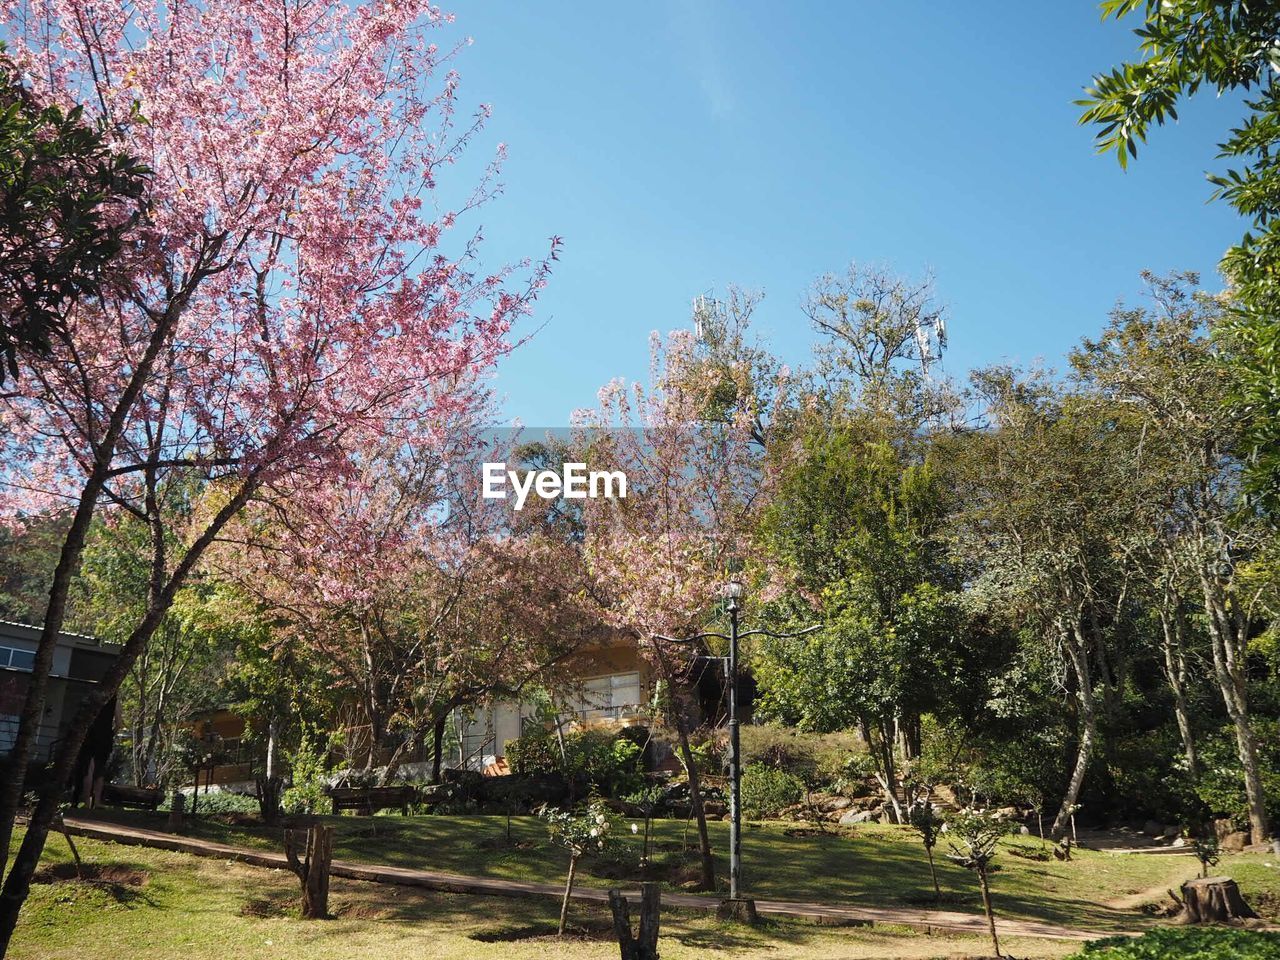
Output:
[10, 831, 1081, 960]
[67, 809, 1280, 934]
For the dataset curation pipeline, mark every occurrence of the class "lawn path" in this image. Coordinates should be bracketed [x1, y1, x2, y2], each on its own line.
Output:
[59, 814, 1127, 943]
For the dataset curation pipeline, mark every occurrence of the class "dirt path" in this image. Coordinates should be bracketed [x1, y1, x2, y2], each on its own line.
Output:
[1104, 862, 1199, 912]
[58, 814, 1132, 943]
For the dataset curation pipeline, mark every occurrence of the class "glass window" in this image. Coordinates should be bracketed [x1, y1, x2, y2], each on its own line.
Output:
[0, 647, 35, 672]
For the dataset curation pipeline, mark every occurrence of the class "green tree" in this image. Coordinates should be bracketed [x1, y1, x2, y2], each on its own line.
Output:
[754, 422, 975, 822]
[950, 368, 1143, 837]
[1078, 0, 1280, 511]
[1069, 274, 1273, 843]
[0, 50, 148, 381]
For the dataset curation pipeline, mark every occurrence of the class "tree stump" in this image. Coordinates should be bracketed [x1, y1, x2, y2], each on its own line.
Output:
[716, 897, 758, 924]
[608, 883, 660, 960]
[1179, 877, 1258, 924]
[167, 792, 185, 832]
[284, 824, 333, 919]
[256, 776, 282, 826]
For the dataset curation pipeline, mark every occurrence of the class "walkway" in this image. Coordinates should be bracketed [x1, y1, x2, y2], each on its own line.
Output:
[61, 815, 1126, 942]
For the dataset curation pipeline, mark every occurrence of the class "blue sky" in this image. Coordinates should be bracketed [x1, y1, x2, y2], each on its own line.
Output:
[437, 2, 1245, 425]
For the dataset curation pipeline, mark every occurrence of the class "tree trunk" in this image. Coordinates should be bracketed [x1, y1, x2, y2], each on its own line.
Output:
[926, 844, 941, 903]
[265, 718, 278, 781]
[1158, 605, 1199, 780]
[1052, 625, 1097, 838]
[0, 489, 103, 875]
[284, 825, 333, 919]
[870, 716, 903, 823]
[1201, 581, 1270, 844]
[671, 708, 715, 891]
[0, 472, 260, 956]
[608, 882, 660, 960]
[1179, 877, 1259, 924]
[0, 278, 206, 876]
[977, 867, 1001, 958]
[430, 714, 447, 785]
[558, 852, 579, 936]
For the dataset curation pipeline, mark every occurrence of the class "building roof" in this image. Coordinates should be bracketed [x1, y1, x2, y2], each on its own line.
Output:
[0, 619, 118, 648]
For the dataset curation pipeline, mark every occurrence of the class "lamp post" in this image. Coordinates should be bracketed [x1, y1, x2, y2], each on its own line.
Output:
[655, 580, 819, 914]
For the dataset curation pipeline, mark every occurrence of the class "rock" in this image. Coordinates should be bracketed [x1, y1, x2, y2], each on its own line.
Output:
[839, 809, 877, 826]
[1142, 819, 1163, 837]
[1213, 818, 1236, 841]
[1171, 836, 1187, 848]
[1162, 825, 1181, 839]
[703, 802, 727, 817]
[1019, 825, 1031, 836]
[994, 806, 1019, 820]
[1221, 831, 1249, 853]
[829, 798, 852, 811]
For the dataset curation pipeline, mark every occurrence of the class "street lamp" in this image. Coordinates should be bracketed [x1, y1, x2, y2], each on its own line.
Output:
[655, 580, 820, 915]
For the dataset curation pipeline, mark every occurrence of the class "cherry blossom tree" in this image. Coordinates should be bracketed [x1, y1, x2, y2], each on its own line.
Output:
[0, 1, 553, 947]
[221, 430, 595, 786]
[579, 329, 776, 891]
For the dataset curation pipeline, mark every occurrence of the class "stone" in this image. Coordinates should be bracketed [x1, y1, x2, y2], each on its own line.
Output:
[1213, 818, 1236, 841]
[1171, 837, 1187, 848]
[1221, 831, 1249, 853]
[1162, 825, 1181, 839]
[994, 806, 1019, 820]
[1142, 819, 1163, 837]
[839, 809, 877, 826]
[829, 798, 852, 811]
[1019, 825, 1031, 836]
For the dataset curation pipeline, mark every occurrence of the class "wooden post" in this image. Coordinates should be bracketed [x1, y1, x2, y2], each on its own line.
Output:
[167, 791, 185, 831]
[1179, 877, 1259, 924]
[284, 824, 333, 919]
[608, 883, 660, 960]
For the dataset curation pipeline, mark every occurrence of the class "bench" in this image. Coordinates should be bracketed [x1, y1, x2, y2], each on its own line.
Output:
[101, 783, 163, 811]
[325, 785, 416, 816]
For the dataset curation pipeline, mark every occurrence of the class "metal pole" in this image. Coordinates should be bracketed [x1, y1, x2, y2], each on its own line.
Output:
[728, 598, 741, 901]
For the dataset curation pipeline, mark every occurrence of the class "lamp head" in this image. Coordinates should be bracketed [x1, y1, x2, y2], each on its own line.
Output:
[724, 579, 745, 609]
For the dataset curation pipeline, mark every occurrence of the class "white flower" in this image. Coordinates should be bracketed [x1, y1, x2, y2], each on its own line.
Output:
[589, 828, 598, 837]
[631, 823, 639, 834]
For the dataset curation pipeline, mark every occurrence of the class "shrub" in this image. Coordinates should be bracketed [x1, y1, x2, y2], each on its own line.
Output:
[738, 724, 864, 791]
[1072, 927, 1280, 960]
[1195, 721, 1280, 827]
[281, 727, 333, 816]
[178, 790, 260, 815]
[504, 727, 643, 798]
[740, 763, 805, 819]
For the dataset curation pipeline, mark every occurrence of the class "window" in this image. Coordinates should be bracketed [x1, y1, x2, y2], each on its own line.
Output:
[0, 647, 35, 672]
[576, 672, 641, 720]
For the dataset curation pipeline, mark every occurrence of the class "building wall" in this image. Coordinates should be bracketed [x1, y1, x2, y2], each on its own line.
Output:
[456, 636, 653, 771]
[0, 621, 120, 767]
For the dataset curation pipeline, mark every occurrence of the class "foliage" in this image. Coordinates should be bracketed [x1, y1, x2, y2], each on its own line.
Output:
[944, 811, 1008, 873]
[739, 763, 806, 819]
[1191, 832, 1220, 879]
[1078, 0, 1280, 511]
[280, 727, 335, 817]
[737, 724, 863, 789]
[173, 791, 260, 816]
[1074, 927, 1280, 960]
[1194, 721, 1280, 827]
[505, 728, 644, 798]
[0, 49, 149, 382]
[910, 803, 944, 851]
